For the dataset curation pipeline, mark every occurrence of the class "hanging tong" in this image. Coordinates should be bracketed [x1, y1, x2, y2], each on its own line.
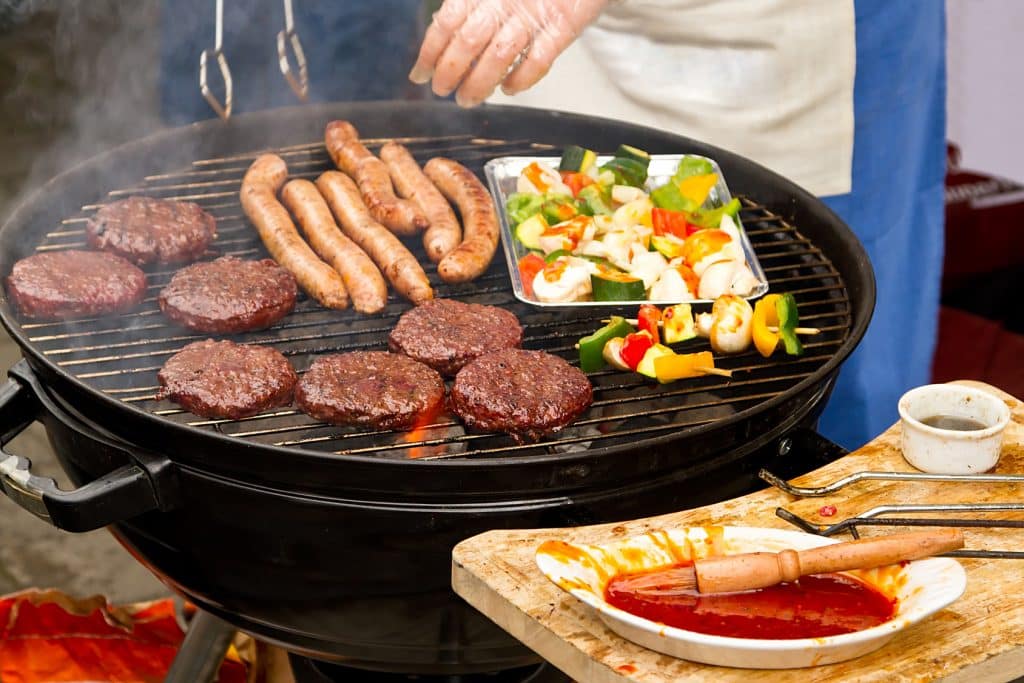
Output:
[760, 468, 1024, 497]
[277, 0, 308, 102]
[200, 0, 233, 120]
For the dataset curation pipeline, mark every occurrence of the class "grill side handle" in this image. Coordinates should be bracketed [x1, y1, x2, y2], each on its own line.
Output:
[0, 360, 179, 532]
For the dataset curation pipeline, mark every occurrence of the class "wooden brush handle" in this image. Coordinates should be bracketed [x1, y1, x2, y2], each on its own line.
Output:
[695, 528, 964, 594]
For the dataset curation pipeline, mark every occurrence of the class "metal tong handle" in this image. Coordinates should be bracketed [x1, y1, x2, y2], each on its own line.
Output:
[200, 0, 233, 120]
[760, 468, 1024, 498]
[277, 0, 308, 101]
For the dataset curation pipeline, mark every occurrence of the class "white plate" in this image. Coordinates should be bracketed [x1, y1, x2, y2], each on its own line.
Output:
[535, 525, 966, 669]
[484, 154, 770, 308]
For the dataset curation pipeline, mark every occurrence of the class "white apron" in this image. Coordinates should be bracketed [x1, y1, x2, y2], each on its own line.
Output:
[489, 0, 856, 196]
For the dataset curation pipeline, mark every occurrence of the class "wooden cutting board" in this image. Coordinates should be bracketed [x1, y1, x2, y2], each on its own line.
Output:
[452, 381, 1024, 682]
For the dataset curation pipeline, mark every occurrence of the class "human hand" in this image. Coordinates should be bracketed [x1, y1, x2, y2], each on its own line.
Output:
[409, 0, 611, 107]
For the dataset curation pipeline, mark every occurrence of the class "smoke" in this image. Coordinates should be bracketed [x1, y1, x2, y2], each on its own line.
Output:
[0, 0, 164, 218]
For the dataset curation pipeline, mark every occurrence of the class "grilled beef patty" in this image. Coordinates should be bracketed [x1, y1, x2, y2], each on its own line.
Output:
[387, 298, 523, 376]
[5, 249, 147, 320]
[296, 351, 445, 430]
[158, 339, 297, 419]
[86, 196, 216, 265]
[158, 256, 297, 333]
[450, 349, 593, 443]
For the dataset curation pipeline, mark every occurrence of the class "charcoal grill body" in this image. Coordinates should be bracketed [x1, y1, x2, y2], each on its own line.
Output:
[0, 102, 873, 673]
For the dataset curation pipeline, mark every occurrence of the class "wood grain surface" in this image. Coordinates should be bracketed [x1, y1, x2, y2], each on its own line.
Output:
[452, 381, 1024, 682]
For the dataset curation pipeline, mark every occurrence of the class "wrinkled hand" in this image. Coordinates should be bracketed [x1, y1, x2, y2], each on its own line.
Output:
[409, 0, 611, 107]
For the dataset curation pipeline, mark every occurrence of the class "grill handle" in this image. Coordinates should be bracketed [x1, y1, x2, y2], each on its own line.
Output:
[0, 360, 179, 532]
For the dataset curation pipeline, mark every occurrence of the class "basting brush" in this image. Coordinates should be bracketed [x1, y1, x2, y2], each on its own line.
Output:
[640, 528, 964, 595]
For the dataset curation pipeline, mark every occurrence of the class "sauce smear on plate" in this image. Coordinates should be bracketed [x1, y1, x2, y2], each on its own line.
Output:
[605, 563, 896, 639]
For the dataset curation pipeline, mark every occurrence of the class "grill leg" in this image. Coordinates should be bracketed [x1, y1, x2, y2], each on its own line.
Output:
[165, 609, 236, 683]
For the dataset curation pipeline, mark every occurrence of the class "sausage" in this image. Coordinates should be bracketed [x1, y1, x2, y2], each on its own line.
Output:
[280, 179, 388, 315]
[240, 154, 349, 309]
[423, 157, 500, 284]
[323, 120, 428, 236]
[316, 171, 434, 306]
[380, 142, 461, 263]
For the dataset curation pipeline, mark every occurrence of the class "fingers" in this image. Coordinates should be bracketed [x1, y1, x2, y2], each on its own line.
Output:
[430, 3, 504, 97]
[408, 0, 475, 84]
[500, 6, 579, 95]
[453, 13, 532, 107]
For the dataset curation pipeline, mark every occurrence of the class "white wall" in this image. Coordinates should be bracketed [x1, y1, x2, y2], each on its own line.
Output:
[946, 0, 1024, 182]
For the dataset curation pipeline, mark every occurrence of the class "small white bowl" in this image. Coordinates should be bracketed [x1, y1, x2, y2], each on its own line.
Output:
[898, 384, 1011, 474]
[535, 526, 966, 669]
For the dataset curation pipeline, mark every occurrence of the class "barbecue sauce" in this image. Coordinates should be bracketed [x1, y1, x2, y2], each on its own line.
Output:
[605, 563, 896, 640]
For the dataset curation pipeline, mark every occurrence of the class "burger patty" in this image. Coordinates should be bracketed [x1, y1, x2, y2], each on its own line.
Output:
[158, 256, 297, 333]
[158, 339, 297, 419]
[450, 349, 593, 443]
[5, 249, 147, 320]
[86, 196, 217, 265]
[296, 351, 445, 430]
[387, 298, 523, 376]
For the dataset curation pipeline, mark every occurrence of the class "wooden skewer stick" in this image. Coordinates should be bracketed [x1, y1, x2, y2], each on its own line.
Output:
[603, 318, 821, 336]
[571, 344, 733, 378]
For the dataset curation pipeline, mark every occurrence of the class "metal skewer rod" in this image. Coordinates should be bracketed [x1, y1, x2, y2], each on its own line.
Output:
[760, 468, 1024, 498]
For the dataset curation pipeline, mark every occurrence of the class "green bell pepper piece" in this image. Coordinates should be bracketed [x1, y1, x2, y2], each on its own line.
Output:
[777, 292, 804, 356]
[688, 197, 742, 229]
[505, 192, 544, 228]
[672, 155, 715, 183]
[578, 316, 636, 372]
[650, 182, 698, 213]
[577, 184, 613, 215]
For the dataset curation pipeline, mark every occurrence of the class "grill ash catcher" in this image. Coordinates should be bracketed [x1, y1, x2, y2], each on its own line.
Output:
[0, 102, 875, 680]
[761, 468, 1024, 558]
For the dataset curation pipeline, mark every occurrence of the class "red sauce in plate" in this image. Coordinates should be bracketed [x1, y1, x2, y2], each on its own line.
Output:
[604, 563, 897, 640]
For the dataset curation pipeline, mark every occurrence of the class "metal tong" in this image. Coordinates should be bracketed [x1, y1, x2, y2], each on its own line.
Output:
[760, 468, 1024, 559]
[200, 0, 308, 121]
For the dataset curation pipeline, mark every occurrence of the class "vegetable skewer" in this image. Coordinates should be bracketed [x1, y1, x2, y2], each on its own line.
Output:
[605, 318, 820, 336]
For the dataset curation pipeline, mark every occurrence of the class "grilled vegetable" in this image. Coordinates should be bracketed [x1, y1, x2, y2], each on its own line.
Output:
[515, 213, 548, 250]
[650, 181, 698, 213]
[578, 316, 635, 372]
[600, 157, 648, 188]
[637, 304, 662, 344]
[620, 331, 655, 370]
[544, 249, 572, 263]
[654, 350, 715, 381]
[559, 145, 597, 173]
[517, 252, 545, 299]
[602, 337, 631, 370]
[560, 171, 595, 198]
[615, 144, 652, 167]
[672, 155, 715, 182]
[591, 268, 646, 301]
[541, 196, 579, 225]
[651, 207, 693, 240]
[506, 192, 544, 229]
[752, 293, 782, 357]
[689, 197, 742, 229]
[662, 303, 697, 344]
[636, 343, 675, 380]
[677, 173, 718, 206]
[577, 184, 613, 215]
[777, 292, 804, 356]
[649, 234, 685, 260]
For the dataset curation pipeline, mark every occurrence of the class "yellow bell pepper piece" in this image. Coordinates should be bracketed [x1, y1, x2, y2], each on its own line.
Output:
[653, 350, 716, 382]
[676, 173, 718, 206]
[752, 294, 782, 357]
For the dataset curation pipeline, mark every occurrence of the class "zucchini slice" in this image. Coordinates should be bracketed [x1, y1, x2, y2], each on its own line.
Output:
[515, 214, 549, 250]
[591, 270, 646, 301]
[559, 145, 597, 173]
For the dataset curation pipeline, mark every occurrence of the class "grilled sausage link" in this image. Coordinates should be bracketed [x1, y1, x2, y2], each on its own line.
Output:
[324, 120, 428, 237]
[240, 154, 349, 309]
[423, 157, 499, 284]
[281, 179, 388, 315]
[380, 142, 461, 263]
[316, 171, 434, 306]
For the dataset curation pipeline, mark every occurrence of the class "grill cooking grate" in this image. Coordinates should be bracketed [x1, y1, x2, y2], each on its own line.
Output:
[20, 135, 852, 460]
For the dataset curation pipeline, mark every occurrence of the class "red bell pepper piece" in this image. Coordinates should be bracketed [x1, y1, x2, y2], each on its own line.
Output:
[637, 304, 662, 345]
[620, 331, 655, 371]
[560, 171, 596, 198]
[517, 253, 545, 298]
[651, 207, 691, 239]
